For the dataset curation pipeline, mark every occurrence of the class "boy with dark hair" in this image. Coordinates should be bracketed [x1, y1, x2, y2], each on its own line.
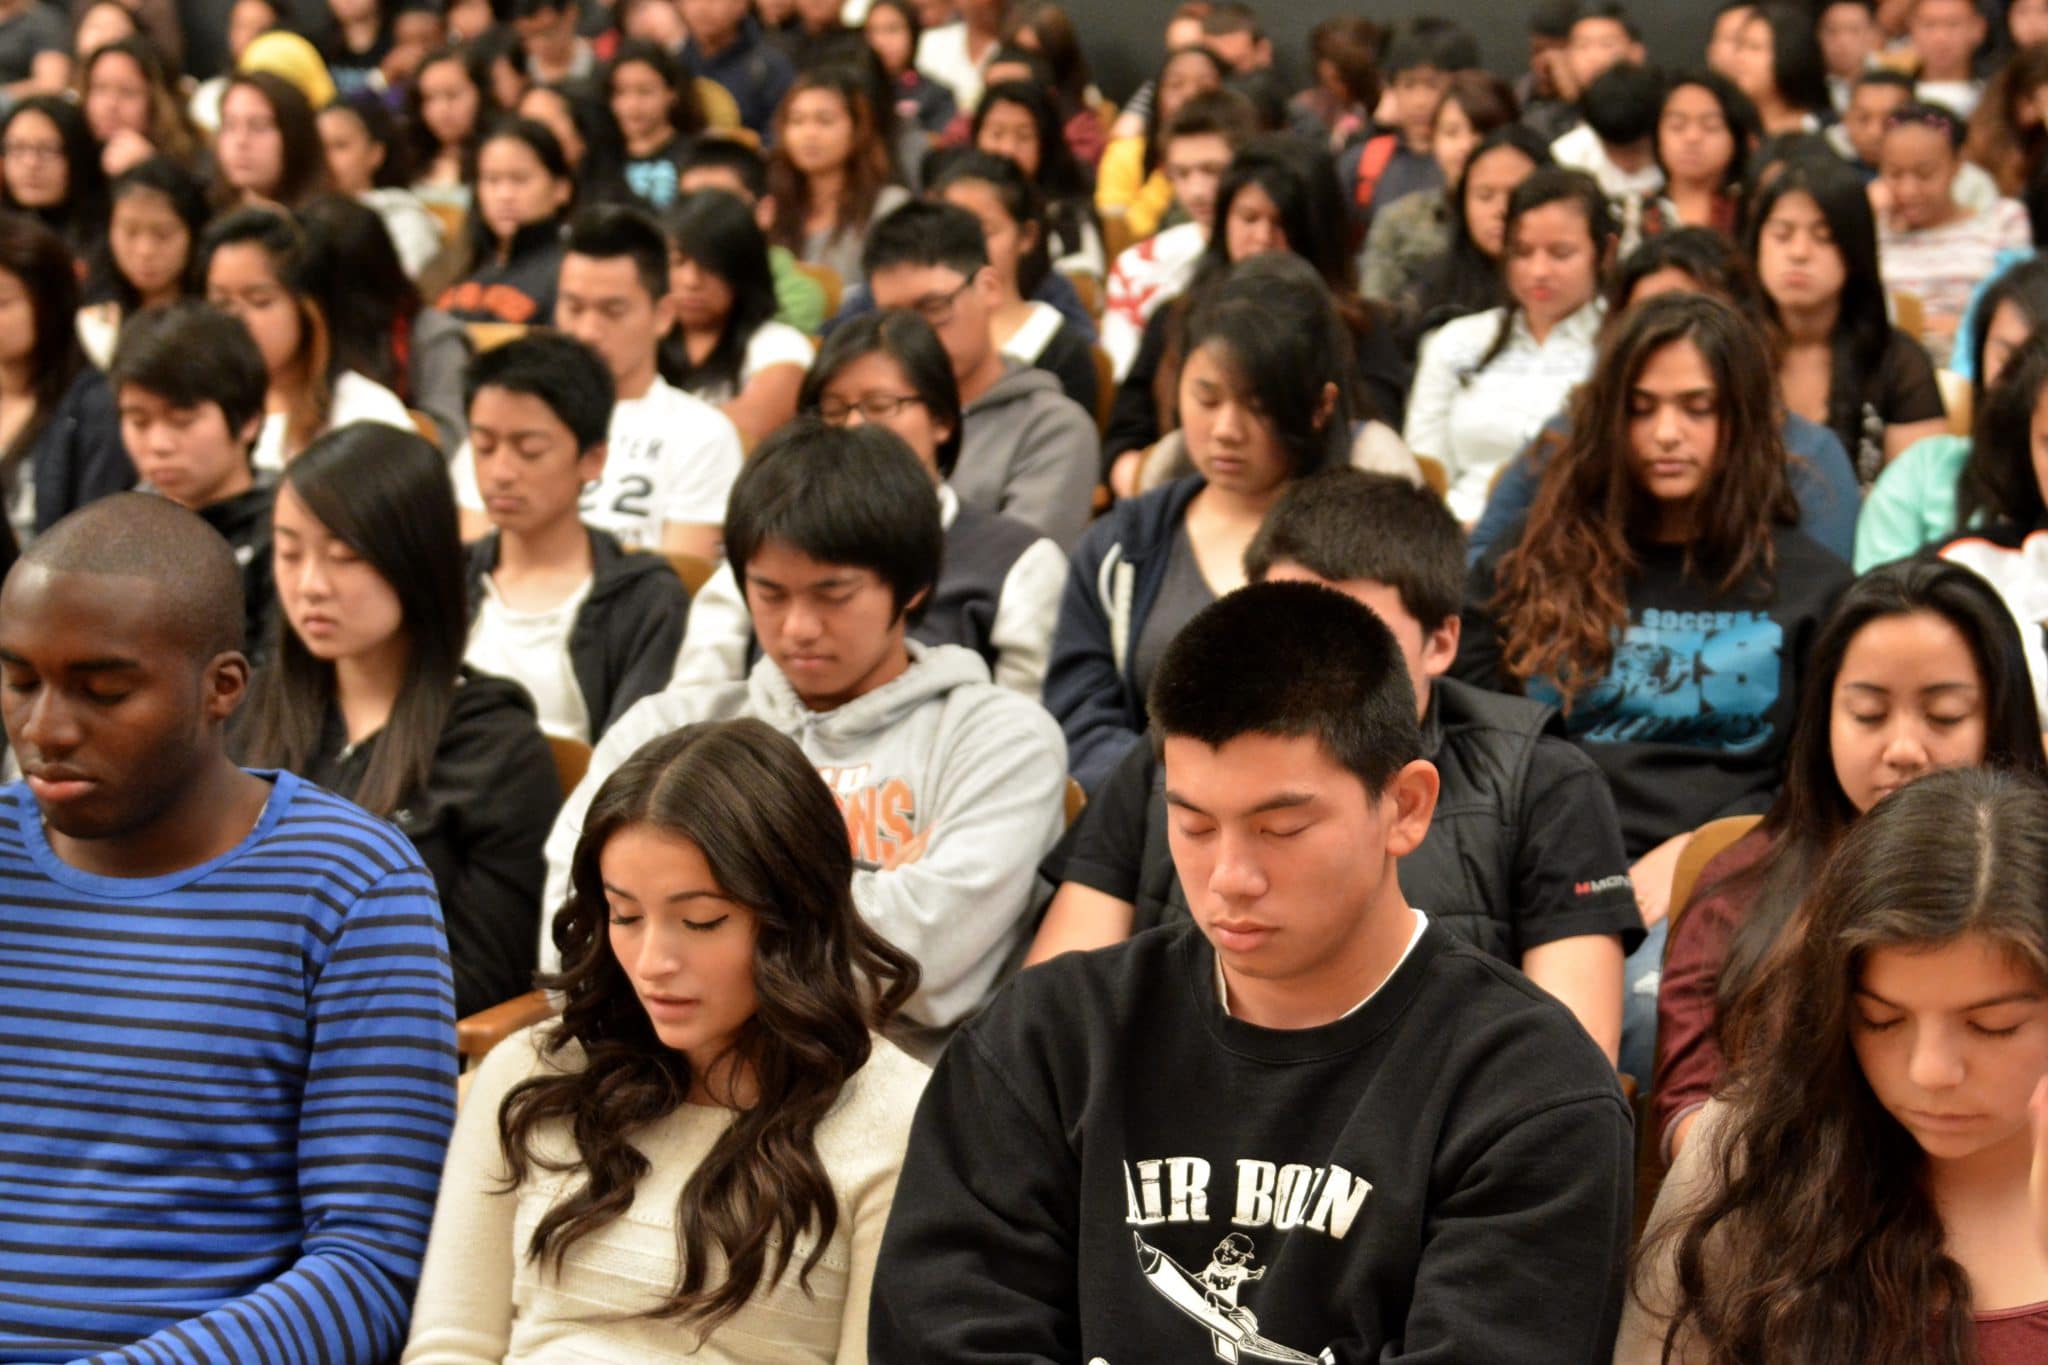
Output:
[864, 201, 1098, 549]
[1032, 469, 1639, 1060]
[512, 0, 594, 82]
[454, 204, 744, 558]
[109, 301, 276, 656]
[1101, 87, 1258, 380]
[1819, 0, 1881, 111]
[1562, 0, 1644, 100]
[1833, 66, 1915, 175]
[678, 0, 793, 140]
[0, 493, 455, 1357]
[678, 138, 825, 331]
[1554, 61, 1667, 223]
[542, 418, 1068, 1055]
[1342, 19, 1480, 224]
[872, 579, 1634, 1361]
[1910, 0, 1987, 117]
[1519, 0, 1584, 139]
[1200, 1, 1270, 74]
[461, 331, 688, 745]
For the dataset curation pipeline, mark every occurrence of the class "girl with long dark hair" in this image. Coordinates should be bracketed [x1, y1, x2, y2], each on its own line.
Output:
[935, 151, 1099, 413]
[233, 421, 559, 1019]
[659, 189, 811, 446]
[1361, 70, 1517, 309]
[431, 117, 574, 326]
[202, 205, 414, 469]
[79, 35, 203, 177]
[1652, 70, 1760, 236]
[1400, 123, 1551, 343]
[675, 308, 1066, 697]
[0, 212, 125, 543]
[864, 0, 955, 136]
[406, 43, 495, 218]
[215, 71, 330, 209]
[1094, 44, 1224, 242]
[767, 66, 908, 287]
[76, 154, 207, 369]
[1729, 0, 1833, 135]
[317, 95, 443, 279]
[0, 95, 108, 264]
[404, 718, 925, 1357]
[970, 79, 1102, 280]
[1654, 559, 2048, 1161]
[606, 38, 706, 211]
[1405, 166, 1614, 521]
[1858, 257, 2048, 569]
[1747, 151, 1947, 484]
[1456, 292, 1852, 928]
[1621, 765, 2048, 1364]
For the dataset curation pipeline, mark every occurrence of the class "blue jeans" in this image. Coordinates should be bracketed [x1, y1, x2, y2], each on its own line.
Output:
[1619, 919, 1668, 1092]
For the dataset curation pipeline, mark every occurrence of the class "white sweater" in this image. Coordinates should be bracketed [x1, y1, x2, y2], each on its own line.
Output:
[404, 1025, 930, 1363]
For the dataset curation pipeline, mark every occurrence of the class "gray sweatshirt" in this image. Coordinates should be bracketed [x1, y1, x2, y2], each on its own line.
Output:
[541, 641, 1069, 1047]
[953, 359, 1101, 551]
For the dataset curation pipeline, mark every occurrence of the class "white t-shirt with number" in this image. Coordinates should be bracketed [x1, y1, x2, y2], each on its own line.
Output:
[455, 375, 744, 549]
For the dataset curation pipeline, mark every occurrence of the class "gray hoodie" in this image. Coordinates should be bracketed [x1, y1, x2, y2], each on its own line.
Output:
[953, 359, 1101, 551]
[541, 641, 1068, 1050]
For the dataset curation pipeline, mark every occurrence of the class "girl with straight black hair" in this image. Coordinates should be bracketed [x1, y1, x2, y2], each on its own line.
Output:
[405, 718, 926, 1357]
[430, 116, 574, 326]
[233, 421, 559, 1019]
[317, 94, 444, 280]
[1653, 69, 1761, 237]
[1731, 0, 1833, 135]
[1050, 253, 1392, 791]
[934, 151, 1098, 414]
[1402, 123, 1553, 346]
[1622, 765, 2048, 1364]
[767, 66, 908, 288]
[0, 212, 125, 543]
[1655, 558, 2048, 1161]
[660, 188, 811, 446]
[970, 78, 1104, 281]
[1858, 257, 2048, 569]
[864, 0, 955, 136]
[0, 95, 109, 266]
[676, 308, 1068, 698]
[77, 155, 208, 368]
[406, 42, 497, 217]
[215, 71, 330, 210]
[1095, 44, 1225, 242]
[606, 37, 706, 211]
[1747, 152, 1946, 483]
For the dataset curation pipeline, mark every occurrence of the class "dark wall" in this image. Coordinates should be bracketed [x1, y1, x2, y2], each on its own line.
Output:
[1080, 2, 1720, 106]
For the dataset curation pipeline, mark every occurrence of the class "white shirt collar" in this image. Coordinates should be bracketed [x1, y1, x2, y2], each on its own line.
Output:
[1213, 908, 1430, 1021]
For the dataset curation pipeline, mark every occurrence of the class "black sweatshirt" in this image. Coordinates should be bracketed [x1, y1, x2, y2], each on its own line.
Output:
[1455, 524, 1852, 859]
[870, 919, 1634, 1363]
[300, 667, 561, 1017]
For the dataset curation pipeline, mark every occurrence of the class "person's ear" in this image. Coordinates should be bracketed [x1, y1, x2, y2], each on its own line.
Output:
[202, 650, 253, 722]
[1420, 613, 1460, 680]
[974, 263, 1001, 303]
[551, 175, 572, 211]
[1312, 380, 1338, 432]
[754, 193, 776, 233]
[577, 438, 607, 485]
[236, 411, 264, 452]
[1380, 757, 1440, 859]
[1016, 218, 1040, 257]
[897, 582, 931, 621]
[366, 140, 386, 175]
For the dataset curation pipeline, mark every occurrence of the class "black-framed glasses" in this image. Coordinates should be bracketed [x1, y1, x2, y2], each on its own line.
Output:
[908, 277, 974, 327]
[816, 393, 927, 423]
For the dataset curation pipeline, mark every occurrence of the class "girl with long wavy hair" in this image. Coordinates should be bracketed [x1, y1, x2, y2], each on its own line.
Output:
[1454, 291, 1851, 944]
[1654, 559, 2048, 1163]
[403, 717, 926, 1360]
[767, 66, 908, 288]
[1619, 764, 2048, 1364]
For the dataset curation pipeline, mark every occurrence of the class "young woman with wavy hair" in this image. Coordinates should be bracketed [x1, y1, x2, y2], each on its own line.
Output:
[1619, 765, 2048, 1364]
[1455, 292, 1851, 1014]
[404, 717, 926, 1360]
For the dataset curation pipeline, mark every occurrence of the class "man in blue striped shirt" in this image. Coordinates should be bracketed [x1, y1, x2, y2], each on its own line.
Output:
[0, 494, 457, 1362]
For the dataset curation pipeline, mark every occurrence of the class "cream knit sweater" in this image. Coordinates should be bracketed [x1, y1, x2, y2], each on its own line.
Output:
[403, 1025, 929, 1362]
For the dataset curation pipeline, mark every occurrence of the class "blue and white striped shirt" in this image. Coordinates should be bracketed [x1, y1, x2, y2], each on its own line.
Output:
[0, 769, 457, 1363]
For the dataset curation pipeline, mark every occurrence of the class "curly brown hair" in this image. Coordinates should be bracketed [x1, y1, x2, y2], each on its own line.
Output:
[1490, 291, 1797, 706]
[498, 718, 919, 1334]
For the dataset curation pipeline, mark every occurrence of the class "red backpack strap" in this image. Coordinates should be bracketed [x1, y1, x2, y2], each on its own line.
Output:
[1353, 134, 1399, 210]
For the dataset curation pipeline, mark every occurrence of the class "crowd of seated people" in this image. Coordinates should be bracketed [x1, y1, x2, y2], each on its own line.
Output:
[11, 0, 2048, 1358]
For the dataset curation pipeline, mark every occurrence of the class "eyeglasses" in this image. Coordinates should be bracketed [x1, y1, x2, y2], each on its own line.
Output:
[815, 393, 925, 423]
[906, 277, 974, 327]
[1, 141, 62, 161]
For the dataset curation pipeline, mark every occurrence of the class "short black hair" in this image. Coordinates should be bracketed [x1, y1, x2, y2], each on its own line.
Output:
[1583, 62, 1664, 145]
[1530, 0, 1582, 39]
[1162, 87, 1258, 148]
[1202, 2, 1261, 39]
[1383, 18, 1478, 76]
[109, 302, 269, 450]
[21, 492, 246, 659]
[562, 202, 669, 303]
[1149, 581, 1423, 798]
[1245, 471, 1465, 631]
[860, 200, 989, 281]
[464, 331, 615, 451]
[679, 136, 769, 200]
[1573, 1, 1641, 40]
[724, 418, 944, 624]
[1853, 67, 1915, 95]
[512, 0, 573, 16]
